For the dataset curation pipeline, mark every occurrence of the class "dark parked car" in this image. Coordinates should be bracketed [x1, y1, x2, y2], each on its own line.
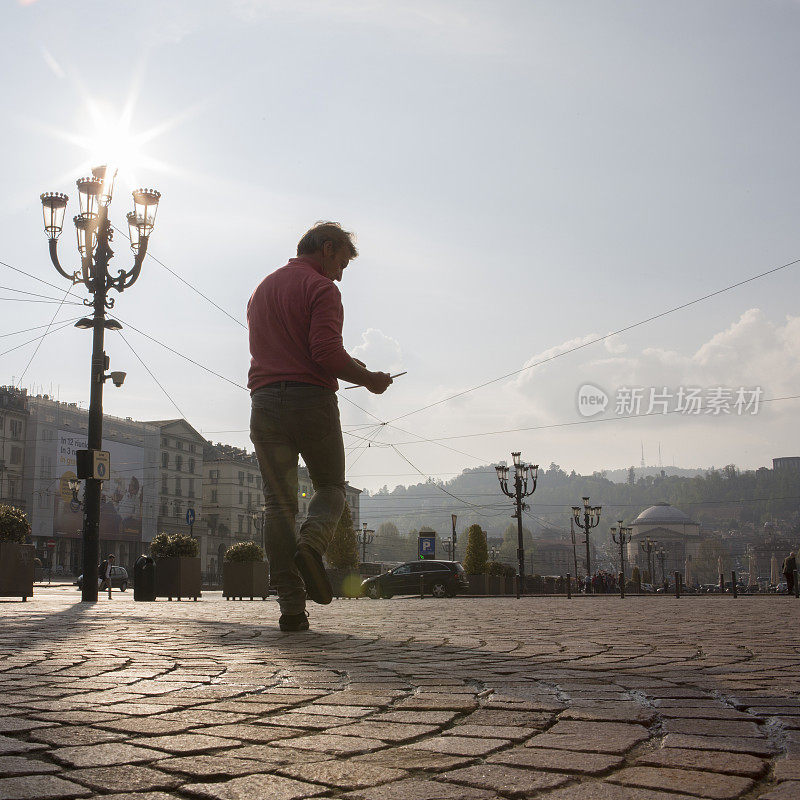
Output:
[362, 560, 469, 599]
[75, 566, 129, 591]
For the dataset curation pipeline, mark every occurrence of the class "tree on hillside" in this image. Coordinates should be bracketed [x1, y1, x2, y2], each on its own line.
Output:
[694, 538, 729, 583]
[463, 524, 488, 575]
[326, 503, 359, 569]
[375, 521, 409, 562]
[499, 523, 534, 564]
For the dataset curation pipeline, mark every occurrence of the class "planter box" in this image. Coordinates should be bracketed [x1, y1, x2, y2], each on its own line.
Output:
[155, 557, 201, 601]
[223, 562, 268, 600]
[0, 543, 35, 601]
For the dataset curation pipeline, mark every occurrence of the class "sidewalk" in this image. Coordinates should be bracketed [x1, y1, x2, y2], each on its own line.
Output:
[0, 588, 798, 799]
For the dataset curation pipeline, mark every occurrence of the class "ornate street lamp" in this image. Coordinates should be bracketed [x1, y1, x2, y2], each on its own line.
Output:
[40, 166, 160, 602]
[572, 496, 601, 591]
[640, 536, 658, 587]
[357, 521, 374, 564]
[451, 513, 458, 561]
[495, 452, 539, 593]
[249, 504, 267, 554]
[610, 519, 632, 597]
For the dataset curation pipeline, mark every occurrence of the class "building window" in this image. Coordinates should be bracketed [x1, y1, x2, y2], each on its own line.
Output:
[238, 471, 245, 486]
[188, 458, 195, 474]
[211, 489, 218, 504]
[38, 456, 52, 480]
[174, 501, 182, 518]
[210, 469, 219, 484]
[162, 437, 168, 447]
[237, 515, 244, 533]
[9, 420, 21, 440]
[161, 476, 168, 494]
[190, 443, 196, 453]
[0, 415, 4, 431]
[188, 479, 195, 499]
[238, 491, 243, 505]
[247, 474, 253, 484]
[7, 479, 16, 500]
[38, 492, 49, 509]
[175, 455, 183, 472]
[175, 477, 182, 496]
[161, 502, 169, 516]
[10, 447, 22, 465]
[162, 452, 168, 468]
[176, 440, 183, 450]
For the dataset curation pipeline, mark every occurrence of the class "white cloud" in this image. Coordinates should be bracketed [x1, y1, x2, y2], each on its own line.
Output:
[352, 327, 404, 373]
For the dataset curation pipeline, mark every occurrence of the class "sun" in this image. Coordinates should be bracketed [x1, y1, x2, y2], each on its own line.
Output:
[84, 101, 147, 187]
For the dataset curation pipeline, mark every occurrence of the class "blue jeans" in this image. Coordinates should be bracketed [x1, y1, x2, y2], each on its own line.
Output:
[250, 384, 346, 614]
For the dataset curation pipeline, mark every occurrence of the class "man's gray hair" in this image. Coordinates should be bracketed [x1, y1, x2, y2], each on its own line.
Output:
[297, 222, 358, 258]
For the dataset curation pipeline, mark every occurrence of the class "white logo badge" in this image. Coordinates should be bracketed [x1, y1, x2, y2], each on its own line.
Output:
[577, 384, 609, 417]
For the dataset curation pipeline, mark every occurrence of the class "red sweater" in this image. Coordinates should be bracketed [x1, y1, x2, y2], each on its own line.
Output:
[247, 257, 347, 392]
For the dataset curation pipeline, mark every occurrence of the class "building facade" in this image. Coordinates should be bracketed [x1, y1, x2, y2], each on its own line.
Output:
[0, 387, 28, 510]
[627, 502, 702, 582]
[23, 396, 160, 573]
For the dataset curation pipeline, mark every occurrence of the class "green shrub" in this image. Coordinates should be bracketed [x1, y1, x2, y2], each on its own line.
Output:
[0, 505, 31, 544]
[224, 541, 265, 562]
[487, 560, 515, 577]
[462, 524, 488, 575]
[150, 532, 199, 559]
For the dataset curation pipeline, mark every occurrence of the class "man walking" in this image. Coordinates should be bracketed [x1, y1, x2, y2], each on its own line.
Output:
[248, 222, 393, 632]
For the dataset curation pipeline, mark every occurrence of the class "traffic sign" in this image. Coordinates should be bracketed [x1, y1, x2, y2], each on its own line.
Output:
[93, 451, 110, 480]
[46, 539, 56, 549]
[418, 534, 436, 560]
[186, 508, 196, 526]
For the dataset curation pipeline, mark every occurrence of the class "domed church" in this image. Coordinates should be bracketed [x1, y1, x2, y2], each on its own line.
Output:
[626, 502, 701, 583]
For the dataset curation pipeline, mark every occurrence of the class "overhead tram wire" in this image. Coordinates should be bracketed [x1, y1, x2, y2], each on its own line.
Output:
[15, 283, 77, 387]
[386, 253, 800, 425]
[1, 319, 83, 339]
[111, 224, 246, 330]
[0, 320, 80, 360]
[0, 259, 71, 295]
[116, 331, 188, 420]
[385, 392, 800, 445]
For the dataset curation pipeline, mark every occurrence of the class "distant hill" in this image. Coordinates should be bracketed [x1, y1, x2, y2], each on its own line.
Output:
[603, 466, 706, 483]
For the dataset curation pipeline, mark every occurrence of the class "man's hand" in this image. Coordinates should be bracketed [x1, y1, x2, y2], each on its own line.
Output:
[353, 358, 367, 368]
[365, 371, 393, 394]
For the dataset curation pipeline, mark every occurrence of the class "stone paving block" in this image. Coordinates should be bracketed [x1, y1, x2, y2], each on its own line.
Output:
[371, 710, 458, 725]
[773, 758, 800, 780]
[155, 755, 268, 778]
[342, 777, 498, 800]
[277, 759, 407, 789]
[97, 794, 180, 800]
[559, 705, 656, 724]
[0, 718, 54, 734]
[258, 712, 354, 729]
[63, 764, 183, 792]
[635, 746, 767, 777]
[182, 773, 327, 800]
[462, 708, 553, 728]
[129, 733, 238, 753]
[661, 718, 764, 737]
[539, 782, 700, 800]
[663, 733, 777, 756]
[608, 766, 754, 799]
[352, 748, 472, 771]
[0, 774, 92, 799]
[526, 721, 649, 755]
[333, 721, 439, 742]
[445, 723, 536, 741]
[50, 742, 169, 768]
[657, 706, 755, 720]
[194, 723, 305, 742]
[0, 735, 47, 756]
[435, 763, 571, 795]
[273, 732, 385, 754]
[396, 695, 479, 711]
[228, 744, 331, 764]
[0, 756, 60, 776]
[758, 782, 800, 800]
[296, 703, 377, 717]
[489, 746, 624, 774]
[405, 735, 509, 756]
[154, 710, 255, 726]
[98, 717, 196, 735]
[28, 725, 124, 746]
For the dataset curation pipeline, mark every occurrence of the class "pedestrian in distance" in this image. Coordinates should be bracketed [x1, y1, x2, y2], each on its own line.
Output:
[248, 222, 393, 632]
[98, 553, 115, 595]
[782, 551, 797, 595]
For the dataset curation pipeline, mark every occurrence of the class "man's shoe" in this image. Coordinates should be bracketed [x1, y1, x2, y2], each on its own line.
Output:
[279, 611, 309, 632]
[294, 544, 333, 605]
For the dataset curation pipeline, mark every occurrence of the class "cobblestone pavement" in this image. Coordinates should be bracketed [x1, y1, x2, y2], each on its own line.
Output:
[1, 589, 799, 800]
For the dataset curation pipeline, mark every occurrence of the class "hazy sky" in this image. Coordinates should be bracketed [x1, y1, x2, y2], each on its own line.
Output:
[2, 0, 799, 494]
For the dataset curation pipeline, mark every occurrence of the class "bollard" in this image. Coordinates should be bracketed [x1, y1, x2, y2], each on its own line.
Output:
[420, 574, 424, 599]
[731, 571, 738, 598]
[719, 572, 725, 593]
[515, 575, 520, 599]
[618, 571, 625, 599]
[795, 570, 799, 599]
[566, 573, 571, 599]
[674, 571, 681, 599]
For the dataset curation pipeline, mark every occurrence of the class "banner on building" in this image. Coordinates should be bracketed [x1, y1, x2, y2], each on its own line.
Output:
[53, 431, 145, 541]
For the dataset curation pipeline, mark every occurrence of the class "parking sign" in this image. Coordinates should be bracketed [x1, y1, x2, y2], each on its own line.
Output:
[418, 535, 435, 560]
